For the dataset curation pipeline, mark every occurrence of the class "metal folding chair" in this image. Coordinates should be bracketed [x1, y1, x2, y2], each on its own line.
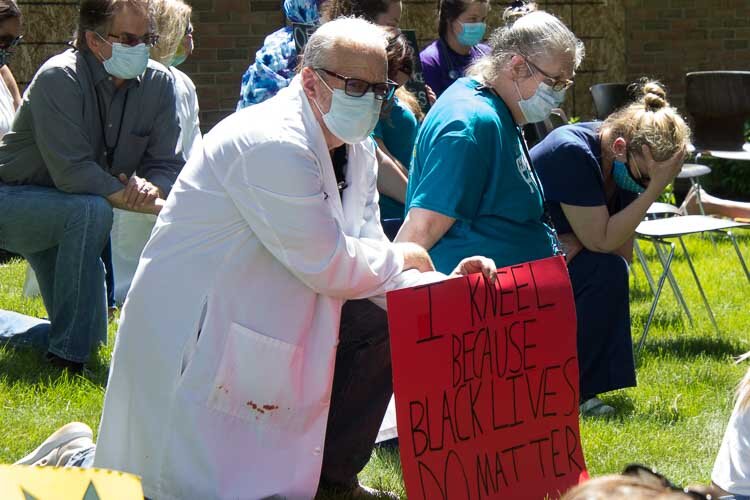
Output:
[634, 215, 750, 353]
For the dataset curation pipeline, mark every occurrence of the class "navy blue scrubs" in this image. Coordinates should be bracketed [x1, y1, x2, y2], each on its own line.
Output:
[531, 122, 637, 398]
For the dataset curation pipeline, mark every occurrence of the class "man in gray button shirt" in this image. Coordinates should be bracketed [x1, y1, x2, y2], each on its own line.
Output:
[0, 0, 185, 371]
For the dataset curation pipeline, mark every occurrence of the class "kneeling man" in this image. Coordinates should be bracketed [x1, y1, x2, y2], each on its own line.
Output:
[14, 17, 493, 500]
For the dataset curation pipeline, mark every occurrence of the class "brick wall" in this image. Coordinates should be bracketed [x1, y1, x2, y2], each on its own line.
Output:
[13, 0, 750, 132]
[623, 0, 750, 112]
[179, 0, 283, 130]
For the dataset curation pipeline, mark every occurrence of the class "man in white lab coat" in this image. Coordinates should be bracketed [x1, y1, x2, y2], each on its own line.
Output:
[13, 17, 496, 500]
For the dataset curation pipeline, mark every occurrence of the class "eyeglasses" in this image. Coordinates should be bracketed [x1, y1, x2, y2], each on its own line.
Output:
[0, 35, 22, 51]
[101, 31, 160, 48]
[315, 68, 396, 101]
[525, 58, 574, 92]
[622, 464, 713, 499]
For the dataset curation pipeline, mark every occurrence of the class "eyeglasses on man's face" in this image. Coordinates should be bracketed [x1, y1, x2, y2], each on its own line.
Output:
[315, 68, 397, 101]
[525, 58, 574, 92]
[98, 31, 160, 48]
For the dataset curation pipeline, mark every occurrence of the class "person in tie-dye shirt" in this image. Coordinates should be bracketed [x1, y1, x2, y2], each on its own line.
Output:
[236, 0, 320, 109]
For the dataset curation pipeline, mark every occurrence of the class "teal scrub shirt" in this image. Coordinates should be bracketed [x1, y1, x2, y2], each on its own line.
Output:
[373, 97, 418, 221]
[406, 77, 556, 274]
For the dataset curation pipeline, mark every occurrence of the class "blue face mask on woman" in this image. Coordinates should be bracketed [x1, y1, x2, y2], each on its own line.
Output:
[456, 22, 486, 47]
[612, 160, 646, 194]
[515, 81, 566, 123]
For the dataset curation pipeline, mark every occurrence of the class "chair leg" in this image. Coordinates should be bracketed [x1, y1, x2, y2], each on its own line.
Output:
[637, 241, 676, 354]
[635, 240, 656, 294]
[653, 240, 694, 326]
[725, 230, 750, 284]
[678, 236, 720, 334]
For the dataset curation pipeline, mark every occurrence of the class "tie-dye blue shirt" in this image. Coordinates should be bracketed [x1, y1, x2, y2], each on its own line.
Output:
[237, 0, 320, 109]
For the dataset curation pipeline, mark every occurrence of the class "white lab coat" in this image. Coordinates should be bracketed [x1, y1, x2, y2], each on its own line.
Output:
[93, 77, 439, 500]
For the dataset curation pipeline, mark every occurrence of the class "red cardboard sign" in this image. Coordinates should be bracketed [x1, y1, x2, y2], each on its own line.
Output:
[387, 256, 585, 500]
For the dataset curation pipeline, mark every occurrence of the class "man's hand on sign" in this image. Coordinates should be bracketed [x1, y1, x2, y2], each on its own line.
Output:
[425, 84, 437, 106]
[119, 173, 162, 211]
[450, 255, 497, 283]
[395, 242, 436, 273]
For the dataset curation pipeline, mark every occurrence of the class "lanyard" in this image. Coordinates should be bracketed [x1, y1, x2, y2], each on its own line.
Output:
[477, 83, 565, 257]
[97, 87, 129, 168]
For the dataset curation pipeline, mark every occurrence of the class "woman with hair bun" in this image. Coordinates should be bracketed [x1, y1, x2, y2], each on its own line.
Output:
[530, 79, 690, 417]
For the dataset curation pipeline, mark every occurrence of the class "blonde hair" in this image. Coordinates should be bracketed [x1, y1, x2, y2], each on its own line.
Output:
[562, 474, 713, 500]
[502, 1, 537, 24]
[149, 0, 191, 65]
[466, 10, 584, 84]
[603, 79, 691, 162]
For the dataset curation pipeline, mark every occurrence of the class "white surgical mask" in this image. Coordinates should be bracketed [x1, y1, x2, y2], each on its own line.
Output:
[97, 34, 150, 80]
[312, 73, 382, 144]
[515, 80, 566, 124]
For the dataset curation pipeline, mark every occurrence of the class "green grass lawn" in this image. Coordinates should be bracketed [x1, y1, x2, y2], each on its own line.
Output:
[1, 233, 749, 498]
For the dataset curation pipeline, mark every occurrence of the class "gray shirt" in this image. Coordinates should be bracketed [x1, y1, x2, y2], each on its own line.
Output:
[0, 49, 184, 197]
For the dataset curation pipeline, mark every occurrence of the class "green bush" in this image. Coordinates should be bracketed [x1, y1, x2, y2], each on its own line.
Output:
[693, 157, 750, 201]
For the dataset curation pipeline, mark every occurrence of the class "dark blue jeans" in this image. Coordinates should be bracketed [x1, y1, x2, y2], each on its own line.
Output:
[319, 299, 393, 489]
[0, 185, 112, 363]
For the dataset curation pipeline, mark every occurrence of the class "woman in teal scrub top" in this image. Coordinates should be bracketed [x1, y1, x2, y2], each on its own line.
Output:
[397, 10, 585, 273]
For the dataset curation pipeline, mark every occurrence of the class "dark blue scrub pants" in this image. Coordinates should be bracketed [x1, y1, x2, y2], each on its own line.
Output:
[567, 250, 637, 399]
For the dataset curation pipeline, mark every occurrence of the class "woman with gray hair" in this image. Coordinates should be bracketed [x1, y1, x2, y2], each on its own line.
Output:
[398, 10, 583, 272]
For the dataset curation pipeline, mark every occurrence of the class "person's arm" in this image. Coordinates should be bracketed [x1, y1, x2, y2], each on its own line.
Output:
[135, 71, 185, 197]
[0, 65, 22, 109]
[395, 207, 455, 251]
[28, 66, 124, 196]
[562, 146, 684, 253]
[358, 142, 434, 273]
[614, 236, 634, 263]
[221, 142, 433, 300]
[396, 132, 486, 250]
[374, 139, 408, 203]
[419, 46, 444, 97]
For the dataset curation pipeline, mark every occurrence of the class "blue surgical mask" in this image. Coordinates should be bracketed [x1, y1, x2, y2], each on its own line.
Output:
[312, 74, 382, 144]
[102, 41, 150, 80]
[456, 22, 486, 47]
[612, 160, 646, 194]
[515, 80, 566, 123]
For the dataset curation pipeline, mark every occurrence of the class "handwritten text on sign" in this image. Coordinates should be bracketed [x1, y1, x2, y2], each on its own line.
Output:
[387, 256, 585, 500]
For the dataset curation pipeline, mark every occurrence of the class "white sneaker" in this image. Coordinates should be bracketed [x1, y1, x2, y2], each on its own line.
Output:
[351, 484, 399, 499]
[14, 422, 94, 466]
[579, 397, 616, 418]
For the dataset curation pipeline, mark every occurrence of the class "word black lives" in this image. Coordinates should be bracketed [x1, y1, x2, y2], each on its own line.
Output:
[409, 355, 578, 457]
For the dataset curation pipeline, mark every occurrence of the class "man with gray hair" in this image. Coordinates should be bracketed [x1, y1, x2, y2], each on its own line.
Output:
[0, 0, 183, 372]
[13, 15, 495, 500]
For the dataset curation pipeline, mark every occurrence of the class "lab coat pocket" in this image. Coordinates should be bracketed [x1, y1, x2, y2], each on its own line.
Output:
[208, 322, 304, 425]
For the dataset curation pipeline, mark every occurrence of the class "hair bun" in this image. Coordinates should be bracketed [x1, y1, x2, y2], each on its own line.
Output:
[502, 1, 537, 23]
[640, 81, 668, 111]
